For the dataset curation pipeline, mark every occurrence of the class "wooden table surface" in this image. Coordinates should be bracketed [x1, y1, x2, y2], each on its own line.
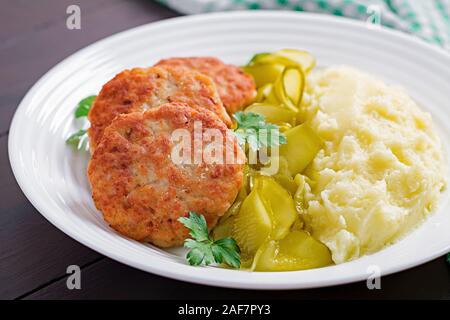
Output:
[1, 0, 449, 300]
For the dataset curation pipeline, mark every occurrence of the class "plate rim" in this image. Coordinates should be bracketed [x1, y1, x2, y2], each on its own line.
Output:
[8, 10, 450, 290]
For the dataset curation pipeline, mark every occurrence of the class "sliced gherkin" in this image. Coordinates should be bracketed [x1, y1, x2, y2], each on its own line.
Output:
[232, 188, 272, 256]
[252, 230, 332, 271]
[249, 49, 316, 73]
[274, 49, 316, 73]
[248, 52, 271, 64]
[293, 174, 307, 214]
[243, 63, 284, 87]
[255, 175, 297, 240]
[212, 215, 235, 240]
[255, 83, 273, 102]
[245, 103, 296, 125]
[273, 66, 304, 112]
[279, 123, 322, 176]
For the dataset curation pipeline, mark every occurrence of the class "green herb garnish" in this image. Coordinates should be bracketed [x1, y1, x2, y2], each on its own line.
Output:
[75, 95, 96, 118]
[66, 129, 89, 150]
[66, 95, 96, 150]
[233, 112, 287, 151]
[178, 212, 241, 268]
[447, 253, 450, 265]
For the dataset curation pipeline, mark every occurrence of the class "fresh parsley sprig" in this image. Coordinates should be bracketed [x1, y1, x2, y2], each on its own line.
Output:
[74, 95, 96, 118]
[233, 112, 287, 151]
[178, 212, 241, 268]
[66, 129, 89, 150]
[66, 95, 97, 150]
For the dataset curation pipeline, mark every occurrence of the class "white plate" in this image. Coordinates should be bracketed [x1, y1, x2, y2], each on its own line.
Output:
[9, 11, 450, 290]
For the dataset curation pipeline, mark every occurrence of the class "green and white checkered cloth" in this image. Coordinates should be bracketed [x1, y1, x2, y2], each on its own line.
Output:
[157, 0, 450, 50]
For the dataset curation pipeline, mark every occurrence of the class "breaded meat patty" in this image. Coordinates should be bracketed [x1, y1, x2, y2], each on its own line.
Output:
[156, 57, 256, 114]
[88, 102, 245, 247]
[88, 65, 232, 151]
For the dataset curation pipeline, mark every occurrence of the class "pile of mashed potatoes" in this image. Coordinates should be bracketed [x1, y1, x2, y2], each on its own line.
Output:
[300, 66, 447, 264]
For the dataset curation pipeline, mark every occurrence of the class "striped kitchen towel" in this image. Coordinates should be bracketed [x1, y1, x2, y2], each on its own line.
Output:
[157, 0, 450, 50]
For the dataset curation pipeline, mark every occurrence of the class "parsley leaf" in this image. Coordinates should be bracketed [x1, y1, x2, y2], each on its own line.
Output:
[233, 112, 287, 151]
[178, 212, 210, 242]
[66, 95, 96, 150]
[447, 253, 450, 265]
[75, 95, 96, 118]
[66, 129, 89, 150]
[184, 239, 216, 266]
[178, 211, 241, 268]
[211, 237, 241, 269]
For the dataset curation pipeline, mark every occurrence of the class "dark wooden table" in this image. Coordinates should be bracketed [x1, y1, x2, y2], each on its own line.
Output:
[1, 0, 449, 300]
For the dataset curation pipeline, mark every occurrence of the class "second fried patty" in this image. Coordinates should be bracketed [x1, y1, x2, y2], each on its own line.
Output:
[156, 57, 256, 114]
[88, 65, 232, 152]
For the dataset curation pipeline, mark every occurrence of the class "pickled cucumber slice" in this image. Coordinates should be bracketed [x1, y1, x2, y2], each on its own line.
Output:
[272, 174, 297, 195]
[261, 156, 298, 194]
[250, 52, 297, 67]
[248, 52, 271, 64]
[212, 215, 235, 240]
[283, 67, 303, 106]
[215, 164, 254, 231]
[275, 49, 316, 73]
[293, 174, 307, 214]
[265, 85, 281, 105]
[244, 49, 310, 115]
[253, 230, 332, 271]
[255, 176, 297, 240]
[255, 84, 273, 102]
[277, 122, 293, 133]
[219, 194, 243, 222]
[290, 216, 304, 231]
[243, 63, 284, 87]
[245, 103, 296, 125]
[273, 66, 304, 111]
[249, 49, 316, 73]
[232, 188, 272, 255]
[279, 123, 322, 175]
[242, 164, 256, 195]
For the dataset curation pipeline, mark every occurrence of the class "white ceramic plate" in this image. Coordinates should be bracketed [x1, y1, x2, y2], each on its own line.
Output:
[9, 11, 450, 289]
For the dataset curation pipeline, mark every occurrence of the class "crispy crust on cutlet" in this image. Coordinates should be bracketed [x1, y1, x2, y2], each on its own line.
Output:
[88, 65, 232, 152]
[156, 57, 256, 114]
[88, 102, 244, 247]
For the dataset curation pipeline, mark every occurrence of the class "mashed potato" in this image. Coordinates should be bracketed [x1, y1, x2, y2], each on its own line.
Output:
[301, 66, 447, 264]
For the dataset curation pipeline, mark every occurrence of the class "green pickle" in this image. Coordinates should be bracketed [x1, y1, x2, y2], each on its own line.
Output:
[249, 49, 316, 73]
[232, 188, 272, 256]
[252, 230, 332, 271]
[245, 103, 296, 125]
[273, 66, 304, 111]
[212, 215, 234, 240]
[255, 175, 297, 240]
[272, 174, 298, 195]
[274, 49, 316, 73]
[248, 52, 271, 64]
[261, 156, 298, 194]
[283, 67, 303, 106]
[244, 48, 312, 114]
[249, 51, 297, 67]
[279, 123, 322, 176]
[243, 63, 284, 87]
[255, 84, 273, 102]
[293, 174, 307, 214]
